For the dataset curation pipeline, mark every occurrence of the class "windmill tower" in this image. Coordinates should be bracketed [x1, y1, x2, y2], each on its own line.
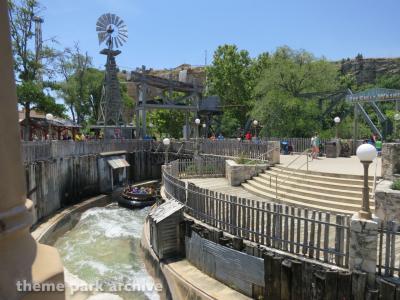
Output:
[96, 13, 128, 136]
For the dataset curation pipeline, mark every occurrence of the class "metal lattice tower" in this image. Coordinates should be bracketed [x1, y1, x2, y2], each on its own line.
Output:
[33, 16, 43, 82]
[96, 13, 128, 127]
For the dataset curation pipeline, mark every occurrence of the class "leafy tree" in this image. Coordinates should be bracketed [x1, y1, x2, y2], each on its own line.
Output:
[252, 46, 340, 137]
[56, 44, 94, 124]
[206, 45, 256, 135]
[147, 110, 186, 139]
[8, 0, 65, 139]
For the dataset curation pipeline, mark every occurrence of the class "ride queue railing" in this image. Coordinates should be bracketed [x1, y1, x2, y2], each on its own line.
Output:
[163, 159, 351, 268]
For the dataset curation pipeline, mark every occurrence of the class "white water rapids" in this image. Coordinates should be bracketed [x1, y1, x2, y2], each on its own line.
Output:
[54, 204, 162, 300]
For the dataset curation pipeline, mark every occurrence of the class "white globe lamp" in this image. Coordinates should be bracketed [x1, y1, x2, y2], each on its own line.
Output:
[356, 143, 376, 219]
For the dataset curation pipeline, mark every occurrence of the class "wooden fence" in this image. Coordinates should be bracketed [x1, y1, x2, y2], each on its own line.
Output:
[163, 160, 351, 268]
[266, 137, 365, 154]
[21, 140, 153, 162]
[170, 157, 226, 178]
[21, 139, 271, 163]
[377, 221, 400, 277]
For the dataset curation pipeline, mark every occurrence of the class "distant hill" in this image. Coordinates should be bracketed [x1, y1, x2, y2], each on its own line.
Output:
[120, 56, 400, 101]
[338, 55, 400, 85]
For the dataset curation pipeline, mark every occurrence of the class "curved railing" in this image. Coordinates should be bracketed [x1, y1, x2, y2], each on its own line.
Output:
[162, 159, 351, 268]
[21, 139, 275, 163]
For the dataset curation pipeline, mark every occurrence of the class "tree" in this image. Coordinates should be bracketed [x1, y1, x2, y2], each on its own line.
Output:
[252, 46, 340, 137]
[56, 44, 93, 124]
[206, 45, 255, 135]
[147, 110, 186, 139]
[8, 0, 62, 140]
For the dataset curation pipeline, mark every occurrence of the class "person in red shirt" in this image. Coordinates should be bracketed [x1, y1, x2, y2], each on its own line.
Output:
[245, 132, 252, 141]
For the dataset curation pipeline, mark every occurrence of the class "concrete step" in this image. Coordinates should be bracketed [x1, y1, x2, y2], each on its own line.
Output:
[273, 164, 375, 181]
[259, 172, 371, 193]
[253, 176, 372, 200]
[242, 183, 360, 215]
[247, 178, 373, 206]
[267, 167, 373, 187]
[242, 182, 369, 215]
[254, 174, 373, 198]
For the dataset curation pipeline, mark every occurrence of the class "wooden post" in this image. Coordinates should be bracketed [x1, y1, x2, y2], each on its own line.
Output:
[281, 260, 292, 300]
[290, 260, 302, 300]
[380, 280, 396, 300]
[351, 270, 367, 300]
[263, 252, 274, 299]
[272, 256, 283, 300]
[302, 261, 313, 300]
[325, 270, 338, 300]
[314, 271, 325, 300]
[337, 271, 352, 300]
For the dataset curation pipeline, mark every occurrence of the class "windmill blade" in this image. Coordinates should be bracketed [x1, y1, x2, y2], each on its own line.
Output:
[113, 15, 120, 25]
[116, 36, 123, 47]
[119, 32, 128, 40]
[110, 14, 116, 25]
[106, 13, 112, 25]
[118, 34, 126, 43]
[115, 37, 121, 48]
[116, 18, 124, 27]
[96, 26, 107, 33]
[97, 15, 109, 28]
[97, 32, 107, 44]
[116, 36, 124, 45]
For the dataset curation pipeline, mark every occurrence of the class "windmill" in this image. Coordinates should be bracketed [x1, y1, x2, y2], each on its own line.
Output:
[96, 13, 128, 136]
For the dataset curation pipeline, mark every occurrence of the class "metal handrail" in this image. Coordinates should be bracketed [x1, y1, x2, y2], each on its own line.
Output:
[265, 147, 311, 200]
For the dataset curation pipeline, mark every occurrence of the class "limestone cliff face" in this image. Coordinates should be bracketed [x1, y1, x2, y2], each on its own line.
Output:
[119, 56, 400, 103]
[338, 56, 400, 85]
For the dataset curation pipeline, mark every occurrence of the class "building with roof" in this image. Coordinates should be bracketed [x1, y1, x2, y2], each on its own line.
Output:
[18, 109, 80, 140]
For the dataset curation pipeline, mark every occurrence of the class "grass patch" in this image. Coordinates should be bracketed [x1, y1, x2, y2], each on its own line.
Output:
[235, 153, 261, 165]
[392, 179, 400, 190]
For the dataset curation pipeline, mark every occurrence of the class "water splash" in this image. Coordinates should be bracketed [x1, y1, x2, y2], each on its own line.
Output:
[54, 204, 160, 300]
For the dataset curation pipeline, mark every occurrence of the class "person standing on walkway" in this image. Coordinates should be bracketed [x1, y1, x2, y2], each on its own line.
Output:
[311, 132, 320, 159]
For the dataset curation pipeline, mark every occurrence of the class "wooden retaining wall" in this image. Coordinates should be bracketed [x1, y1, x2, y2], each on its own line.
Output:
[185, 220, 400, 300]
[26, 151, 162, 224]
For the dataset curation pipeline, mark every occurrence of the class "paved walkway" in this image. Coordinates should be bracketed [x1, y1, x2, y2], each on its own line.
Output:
[279, 154, 382, 176]
[183, 177, 267, 202]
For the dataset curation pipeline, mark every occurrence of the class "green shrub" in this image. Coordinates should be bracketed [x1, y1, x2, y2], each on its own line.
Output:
[392, 179, 400, 190]
[235, 153, 259, 165]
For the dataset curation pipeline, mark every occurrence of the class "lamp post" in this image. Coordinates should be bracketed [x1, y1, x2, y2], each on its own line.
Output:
[163, 137, 170, 165]
[334, 116, 341, 139]
[194, 118, 201, 155]
[202, 123, 206, 139]
[356, 144, 377, 220]
[253, 120, 259, 139]
[45, 113, 53, 140]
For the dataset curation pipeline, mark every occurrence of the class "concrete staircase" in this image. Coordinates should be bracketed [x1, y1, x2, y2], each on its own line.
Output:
[242, 165, 376, 215]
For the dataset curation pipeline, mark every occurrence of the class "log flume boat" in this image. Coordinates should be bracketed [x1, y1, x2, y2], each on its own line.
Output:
[118, 185, 157, 209]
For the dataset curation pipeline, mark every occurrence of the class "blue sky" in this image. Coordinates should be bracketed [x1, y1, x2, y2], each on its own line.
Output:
[40, 0, 400, 70]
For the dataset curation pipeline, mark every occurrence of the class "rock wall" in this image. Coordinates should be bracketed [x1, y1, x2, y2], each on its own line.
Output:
[381, 143, 400, 180]
[375, 180, 400, 222]
[225, 159, 268, 186]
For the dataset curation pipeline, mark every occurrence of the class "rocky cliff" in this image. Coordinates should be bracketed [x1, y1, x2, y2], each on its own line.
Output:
[338, 56, 400, 84]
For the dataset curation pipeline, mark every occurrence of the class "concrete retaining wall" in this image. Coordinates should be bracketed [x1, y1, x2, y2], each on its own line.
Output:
[225, 159, 268, 186]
